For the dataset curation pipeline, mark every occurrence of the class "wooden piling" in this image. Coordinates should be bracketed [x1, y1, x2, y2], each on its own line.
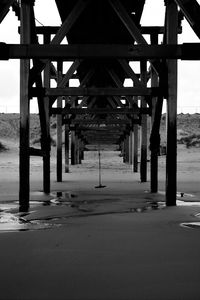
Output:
[19, 0, 32, 211]
[150, 33, 159, 193]
[140, 61, 147, 182]
[166, 0, 178, 206]
[43, 33, 51, 194]
[57, 61, 63, 182]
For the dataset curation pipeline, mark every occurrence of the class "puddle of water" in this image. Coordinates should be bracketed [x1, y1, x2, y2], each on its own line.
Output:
[177, 200, 200, 207]
[0, 212, 60, 232]
[180, 222, 200, 229]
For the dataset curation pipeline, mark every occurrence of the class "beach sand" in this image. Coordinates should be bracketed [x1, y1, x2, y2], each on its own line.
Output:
[0, 144, 200, 300]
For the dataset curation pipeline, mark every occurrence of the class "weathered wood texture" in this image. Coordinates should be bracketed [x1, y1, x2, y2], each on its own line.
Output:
[19, 0, 31, 212]
[166, 0, 178, 206]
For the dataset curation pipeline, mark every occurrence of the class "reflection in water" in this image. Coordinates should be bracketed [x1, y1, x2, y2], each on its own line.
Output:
[0, 212, 60, 232]
[180, 222, 200, 229]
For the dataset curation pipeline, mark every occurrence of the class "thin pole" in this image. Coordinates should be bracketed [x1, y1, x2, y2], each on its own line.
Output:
[95, 144, 106, 188]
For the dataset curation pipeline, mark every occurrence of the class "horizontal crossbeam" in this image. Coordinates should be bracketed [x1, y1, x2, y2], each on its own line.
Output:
[64, 119, 137, 125]
[1, 43, 200, 60]
[52, 107, 149, 115]
[31, 87, 158, 97]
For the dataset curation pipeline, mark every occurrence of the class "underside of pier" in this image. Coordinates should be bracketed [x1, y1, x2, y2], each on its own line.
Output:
[1, 0, 200, 211]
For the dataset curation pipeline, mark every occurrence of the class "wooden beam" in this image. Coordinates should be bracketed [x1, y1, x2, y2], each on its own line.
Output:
[65, 119, 134, 125]
[19, 0, 32, 212]
[166, 0, 178, 206]
[140, 61, 148, 182]
[0, 0, 15, 23]
[56, 61, 63, 182]
[118, 59, 145, 87]
[108, 0, 147, 44]
[133, 122, 138, 173]
[35, 26, 180, 35]
[31, 87, 159, 97]
[65, 120, 70, 173]
[42, 33, 51, 194]
[52, 107, 149, 115]
[150, 33, 160, 193]
[174, 0, 200, 39]
[29, 0, 90, 84]
[3, 43, 200, 60]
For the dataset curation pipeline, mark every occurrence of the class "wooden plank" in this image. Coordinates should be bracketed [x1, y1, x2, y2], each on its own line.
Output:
[166, 0, 178, 206]
[19, 0, 32, 212]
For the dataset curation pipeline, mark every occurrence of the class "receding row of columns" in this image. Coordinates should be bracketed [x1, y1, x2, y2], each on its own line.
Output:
[19, 0, 178, 211]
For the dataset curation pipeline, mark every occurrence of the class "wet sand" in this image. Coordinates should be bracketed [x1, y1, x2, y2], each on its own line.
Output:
[0, 145, 200, 300]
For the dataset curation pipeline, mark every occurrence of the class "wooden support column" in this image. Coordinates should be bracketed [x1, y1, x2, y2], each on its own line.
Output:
[150, 33, 159, 193]
[140, 61, 147, 182]
[133, 124, 138, 172]
[71, 130, 76, 165]
[129, 132, 133, 165]
[19, 0, 32, 212]
[166, 0, 178, 206]
[124, 135, 129, 163]
[57, 61, 63, 182]
[43, 33, 51, 194]
[65, 113, 70, 173]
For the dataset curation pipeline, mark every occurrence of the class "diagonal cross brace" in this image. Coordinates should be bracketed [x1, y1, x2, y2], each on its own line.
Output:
[174, 0, 200, 39]
[108, 0, 161, 75]
[29, 0, 90, 85]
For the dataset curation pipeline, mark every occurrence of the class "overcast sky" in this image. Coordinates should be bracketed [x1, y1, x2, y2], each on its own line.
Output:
[0, 0, 200, 113]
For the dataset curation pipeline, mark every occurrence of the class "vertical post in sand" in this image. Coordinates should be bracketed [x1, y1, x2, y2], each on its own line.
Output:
[166, 0, 178, 206]
[150, 33, 159, 193]
[133, 125, 138, 172]
[140, 60, 147, 182]
[57, 61, 63, 182]
[19, 0, 32, 212]
[43, 33, 51, 194]
[65, 100, 70, 173]
[133, 97, 138, 173]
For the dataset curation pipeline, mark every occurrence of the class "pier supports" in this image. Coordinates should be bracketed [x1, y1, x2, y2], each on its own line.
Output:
[140, 61, 147, 182]
[166, 0, 178, 206]
[19, 0, 32, 212]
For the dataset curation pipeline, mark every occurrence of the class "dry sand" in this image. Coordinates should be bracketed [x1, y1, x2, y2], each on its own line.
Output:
[0, 144, 200, 300]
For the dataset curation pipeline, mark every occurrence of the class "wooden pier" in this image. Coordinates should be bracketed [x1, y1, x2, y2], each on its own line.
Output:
[1, 0, 200, 211]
